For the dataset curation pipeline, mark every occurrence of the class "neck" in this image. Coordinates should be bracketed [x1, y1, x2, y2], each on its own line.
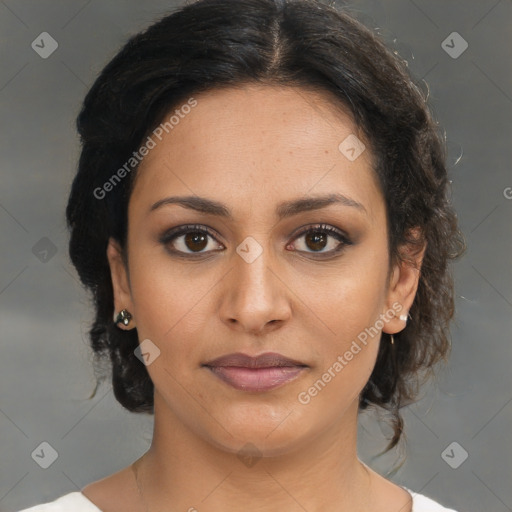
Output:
[133, 392, 372, 512]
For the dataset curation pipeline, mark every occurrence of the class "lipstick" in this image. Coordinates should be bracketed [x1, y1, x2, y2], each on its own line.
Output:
[203, 352, 308, 392]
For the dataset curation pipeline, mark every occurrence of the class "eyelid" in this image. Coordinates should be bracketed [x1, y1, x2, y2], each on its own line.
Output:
[290, 223, 351, 243]
[159, 223, 221, 239]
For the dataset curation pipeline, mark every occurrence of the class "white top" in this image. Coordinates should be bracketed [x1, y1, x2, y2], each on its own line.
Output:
[17, 488, 459, 511]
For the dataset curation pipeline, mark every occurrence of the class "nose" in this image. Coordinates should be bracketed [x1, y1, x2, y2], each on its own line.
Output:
[218, 242, 292, 335]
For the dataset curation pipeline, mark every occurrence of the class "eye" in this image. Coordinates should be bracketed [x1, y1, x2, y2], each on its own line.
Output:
[159, 224, 224, 256]
[287, 223, 352, 257]
[159, 223, 352, 259]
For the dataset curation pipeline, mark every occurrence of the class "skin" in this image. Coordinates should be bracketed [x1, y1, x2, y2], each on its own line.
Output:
[82, 84, 425, 512]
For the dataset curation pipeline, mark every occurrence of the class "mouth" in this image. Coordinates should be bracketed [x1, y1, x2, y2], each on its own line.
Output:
[202, 352, 309, 392]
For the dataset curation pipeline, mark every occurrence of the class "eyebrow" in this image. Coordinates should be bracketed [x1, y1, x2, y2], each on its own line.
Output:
[149, 192, 367, 219]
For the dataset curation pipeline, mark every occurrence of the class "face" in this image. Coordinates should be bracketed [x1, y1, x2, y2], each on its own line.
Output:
[108, 84, 422, 457]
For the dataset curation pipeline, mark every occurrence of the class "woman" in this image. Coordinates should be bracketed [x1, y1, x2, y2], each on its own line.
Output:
[20, 0, 466, 510]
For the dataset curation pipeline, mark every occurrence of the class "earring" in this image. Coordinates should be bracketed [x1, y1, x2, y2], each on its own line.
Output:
[399, 314, 408, 322]
[390, 334, 395, 345]
[114, 309, 132, 327]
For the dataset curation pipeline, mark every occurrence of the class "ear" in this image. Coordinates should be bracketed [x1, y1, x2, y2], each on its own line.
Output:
[382, 227, 426, 335]
[106, 237, 136, 329]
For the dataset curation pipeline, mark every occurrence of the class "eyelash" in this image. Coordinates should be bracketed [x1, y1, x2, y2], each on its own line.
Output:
[159, 223, 352, 259]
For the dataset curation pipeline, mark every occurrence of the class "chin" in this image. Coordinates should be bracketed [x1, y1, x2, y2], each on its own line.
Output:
[208, 430, 308, 460]
[201, 400, 317, 458]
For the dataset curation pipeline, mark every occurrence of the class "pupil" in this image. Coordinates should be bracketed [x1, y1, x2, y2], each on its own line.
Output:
[185, 232, 208, 251]
[306, 231, 327, 251]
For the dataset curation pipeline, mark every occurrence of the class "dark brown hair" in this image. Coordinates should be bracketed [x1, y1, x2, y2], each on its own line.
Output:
[66, 0, 466, 451]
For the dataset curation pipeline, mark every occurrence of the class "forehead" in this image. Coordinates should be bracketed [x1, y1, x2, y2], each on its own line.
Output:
[129, 84, 383, 223]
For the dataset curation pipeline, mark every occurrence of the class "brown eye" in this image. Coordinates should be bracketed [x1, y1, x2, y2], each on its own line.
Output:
[290, 224, 352, 257]
[184, 231, 208, 252]
[160, 224, 224, 256]
[304, 231, 328, 252]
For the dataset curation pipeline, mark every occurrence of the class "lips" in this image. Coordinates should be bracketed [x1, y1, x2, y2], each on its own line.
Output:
[203, 352, 308, 392]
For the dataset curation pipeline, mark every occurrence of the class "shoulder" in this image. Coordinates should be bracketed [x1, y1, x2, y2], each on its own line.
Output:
[17, 491, 102, 512]
[407, 488, 459, 512]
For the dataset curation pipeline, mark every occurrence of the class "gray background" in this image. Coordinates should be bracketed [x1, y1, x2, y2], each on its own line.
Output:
[1, 1, 511, 511]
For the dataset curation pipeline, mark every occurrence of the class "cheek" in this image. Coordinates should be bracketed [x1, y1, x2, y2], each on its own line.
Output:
[127, 251, 216, 360]
[291, 249, 387, 395]
[292, 248, 388, 343]
[294, 273, 384, 413]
